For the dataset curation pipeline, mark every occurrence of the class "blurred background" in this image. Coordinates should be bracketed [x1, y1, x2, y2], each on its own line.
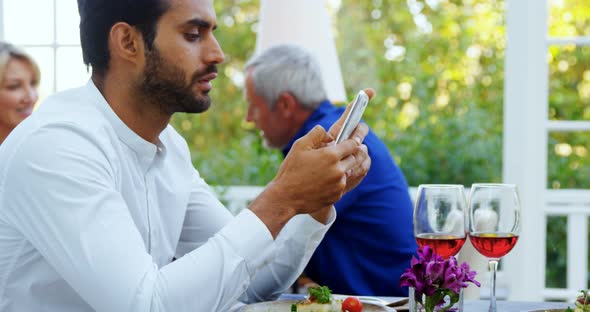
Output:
[0, 0, 588, 302]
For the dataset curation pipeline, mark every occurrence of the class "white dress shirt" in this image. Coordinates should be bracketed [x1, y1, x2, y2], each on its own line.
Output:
[0, 81, 334, 312]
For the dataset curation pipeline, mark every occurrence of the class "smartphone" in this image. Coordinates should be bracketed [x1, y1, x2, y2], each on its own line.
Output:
[335, 90, 370, 144]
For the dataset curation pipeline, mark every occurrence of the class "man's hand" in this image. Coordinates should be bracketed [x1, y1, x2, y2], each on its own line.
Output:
[328, 88, 374, 194]
[249, 89, 374, 237]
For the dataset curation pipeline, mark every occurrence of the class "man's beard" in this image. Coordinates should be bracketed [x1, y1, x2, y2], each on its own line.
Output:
[137, 46, 217, 115]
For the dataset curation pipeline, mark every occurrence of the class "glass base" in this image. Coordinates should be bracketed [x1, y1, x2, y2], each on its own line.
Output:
[409, 287, 464, 312]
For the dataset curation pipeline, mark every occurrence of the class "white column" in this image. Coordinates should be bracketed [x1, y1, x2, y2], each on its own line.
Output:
[255, 0, 346, 103]
[568, 215, 588, 297]
[502, 0, 548, 301]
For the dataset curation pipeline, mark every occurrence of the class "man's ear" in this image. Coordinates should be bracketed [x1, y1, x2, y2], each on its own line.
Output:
[109, 22, 144, 67]
[276, 92, 299, 118]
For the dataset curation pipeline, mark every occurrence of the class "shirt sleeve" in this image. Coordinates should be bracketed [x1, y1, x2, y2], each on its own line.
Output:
[177, 170, 336, 305]
[238, 207, 336, 303]
[174, 170, 236, 258]
[1, 124, 274, 312]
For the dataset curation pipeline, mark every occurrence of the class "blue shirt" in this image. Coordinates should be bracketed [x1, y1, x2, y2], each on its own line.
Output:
[282, 101, 417, 296]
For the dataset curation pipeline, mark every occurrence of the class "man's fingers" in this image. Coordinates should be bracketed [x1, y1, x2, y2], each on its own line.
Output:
[352, 145, 371, 177]
[340, 153, 357, 177]
[295, 125, 333, 149]
[339, 144, 369, 175]
[350, 123, 369, 145]
[329, 104, 353, 139]
[329, 88, 375, 139]
[329, 139, 358, 160]
[363, 88, 375, 100]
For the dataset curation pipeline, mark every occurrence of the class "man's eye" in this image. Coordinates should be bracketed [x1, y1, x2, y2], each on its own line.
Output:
[184, 33, 201, 42]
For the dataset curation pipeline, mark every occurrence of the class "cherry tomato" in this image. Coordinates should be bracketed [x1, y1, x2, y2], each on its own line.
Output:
[342, 296, 363, 312]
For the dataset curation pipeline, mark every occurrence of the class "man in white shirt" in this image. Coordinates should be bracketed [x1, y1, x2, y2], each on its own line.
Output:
[0, 0, 372, 311]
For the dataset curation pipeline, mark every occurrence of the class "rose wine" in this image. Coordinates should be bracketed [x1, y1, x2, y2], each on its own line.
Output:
[415, 233, 466, 259]
[469, 233, 519, 259]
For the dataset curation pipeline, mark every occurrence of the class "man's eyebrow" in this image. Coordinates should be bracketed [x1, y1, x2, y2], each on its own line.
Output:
[186, 18, 217, 30]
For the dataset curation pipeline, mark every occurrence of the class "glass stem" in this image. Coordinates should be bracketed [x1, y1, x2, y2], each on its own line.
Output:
[488, 260, 499, 312]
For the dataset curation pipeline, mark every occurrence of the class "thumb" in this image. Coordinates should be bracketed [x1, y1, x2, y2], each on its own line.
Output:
[297, 125, 333, 149]
[363, 88, 376, 100]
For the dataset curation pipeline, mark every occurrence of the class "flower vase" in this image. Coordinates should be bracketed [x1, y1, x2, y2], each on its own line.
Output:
[408, 287, 464, 312]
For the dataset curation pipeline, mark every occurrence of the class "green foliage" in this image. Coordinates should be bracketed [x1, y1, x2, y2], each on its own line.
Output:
[335, 0, 506, 186]
[546, 216, 567, 288]
[546, 1, 590, 190]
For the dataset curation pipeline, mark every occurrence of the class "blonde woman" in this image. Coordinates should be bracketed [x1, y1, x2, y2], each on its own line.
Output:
[0, 41, 40, 144]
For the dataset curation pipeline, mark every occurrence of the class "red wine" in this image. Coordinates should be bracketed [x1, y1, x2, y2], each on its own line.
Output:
[469, 233, 519, 259]
[415, 233, 466, 259]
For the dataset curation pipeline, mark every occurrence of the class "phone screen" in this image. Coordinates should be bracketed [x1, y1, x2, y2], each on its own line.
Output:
[335, 90, 369, 144]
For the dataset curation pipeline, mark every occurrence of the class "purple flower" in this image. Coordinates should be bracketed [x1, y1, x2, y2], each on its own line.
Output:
[458, 261, 481, 288]
[426, 260, 445, 282]
[399, 246, 481, 312]
[442, 272, 462, 293]
[417, 245, 443, 264]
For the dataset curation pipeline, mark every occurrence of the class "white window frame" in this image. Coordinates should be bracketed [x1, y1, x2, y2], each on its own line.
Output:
[0, 0, 83, 94]
[504, 0, 589, 301]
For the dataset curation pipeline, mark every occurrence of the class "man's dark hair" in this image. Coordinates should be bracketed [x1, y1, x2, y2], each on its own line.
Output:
[77, 0, 170, 77]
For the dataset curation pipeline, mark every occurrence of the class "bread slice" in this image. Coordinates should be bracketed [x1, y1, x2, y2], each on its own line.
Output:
[294, 298, 343, 312]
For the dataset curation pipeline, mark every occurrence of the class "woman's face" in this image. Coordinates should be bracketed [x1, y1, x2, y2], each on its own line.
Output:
[0, 58, 38, 131]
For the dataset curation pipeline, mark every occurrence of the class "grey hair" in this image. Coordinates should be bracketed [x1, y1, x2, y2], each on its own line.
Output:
[244, 44, 328, 110]
[0, 42, 40, 86]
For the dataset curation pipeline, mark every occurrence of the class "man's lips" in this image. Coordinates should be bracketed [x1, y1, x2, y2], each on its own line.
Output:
[199, 72, 218, 81]
[195, 72, 218, 92]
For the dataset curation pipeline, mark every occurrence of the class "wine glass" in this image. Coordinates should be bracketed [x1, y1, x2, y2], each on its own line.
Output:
[413, 184, 468, 259]
[468, 183, 521, 312]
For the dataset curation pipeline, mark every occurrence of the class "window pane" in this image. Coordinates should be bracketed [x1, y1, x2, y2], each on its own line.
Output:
[22, 47, 54, 102]
[549, 0, 590, 37]
[548, 45, 590, 121]
[4, 0, 54, 44]
[56, 0, 81, 45]
[56, 47, 89, 91]
[548, 131, 590, 189]
[546, 216, 568, 289]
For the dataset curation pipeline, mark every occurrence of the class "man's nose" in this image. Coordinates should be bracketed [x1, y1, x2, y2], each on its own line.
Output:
[205, 35, 225, 65]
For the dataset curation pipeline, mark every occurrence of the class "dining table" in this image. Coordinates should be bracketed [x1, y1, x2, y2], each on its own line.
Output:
[464, 299, 571, 311]
[376, 296, 573, 312]
[261, 294, 575, 312]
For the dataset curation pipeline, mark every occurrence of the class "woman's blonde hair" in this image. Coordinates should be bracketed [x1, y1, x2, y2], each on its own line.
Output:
[0, 41, 40, 86]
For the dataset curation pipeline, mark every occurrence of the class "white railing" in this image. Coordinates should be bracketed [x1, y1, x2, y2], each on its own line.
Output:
[214, 185, 590, 301]
[543, 190, 590, 301]
[212, 185, 418, 216]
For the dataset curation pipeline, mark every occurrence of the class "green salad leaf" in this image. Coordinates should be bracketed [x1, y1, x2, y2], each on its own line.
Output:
[308, 286, 332, 304]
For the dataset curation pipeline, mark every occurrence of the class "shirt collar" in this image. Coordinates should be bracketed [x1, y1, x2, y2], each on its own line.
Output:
[84, 80, 160, 170]
[281, 100, 333, 155]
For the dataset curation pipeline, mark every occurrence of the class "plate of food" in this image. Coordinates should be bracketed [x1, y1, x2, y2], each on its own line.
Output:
[568, 290, 590, 312]
[527, 289, 588, 312]
[242, 286, 395, 312]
